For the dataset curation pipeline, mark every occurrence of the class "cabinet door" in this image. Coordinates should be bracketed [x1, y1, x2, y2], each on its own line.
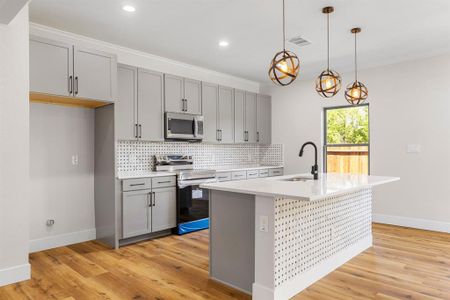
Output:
[30, 36, 73, 97]
[184, 78, 202, 115]
[245, 92, 257, 143]
[73, 46, 117, 102]
[138, 69, 164, 141]
[164, 74, 184, 113]
[202, 82, 219, 142]
[218, 86, 234, 143]
[234, 89, 246, 143]
[257, 94, 272, 144]
[152, 187, 177, 232]
[116, 65, 138, 140]
[122, 190, 151, 238]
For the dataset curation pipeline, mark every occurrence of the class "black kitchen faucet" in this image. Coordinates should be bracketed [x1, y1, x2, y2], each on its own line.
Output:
[299, 141, 319, 180]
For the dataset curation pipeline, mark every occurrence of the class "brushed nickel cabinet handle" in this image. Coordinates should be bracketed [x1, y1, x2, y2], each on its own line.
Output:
[68, 76, 73, 94]
[74, 76, 79, 95]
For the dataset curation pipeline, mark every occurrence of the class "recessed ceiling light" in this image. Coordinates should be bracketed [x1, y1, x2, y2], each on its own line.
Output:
[219, 40, 229, 47]
[122, 5, 136, 12]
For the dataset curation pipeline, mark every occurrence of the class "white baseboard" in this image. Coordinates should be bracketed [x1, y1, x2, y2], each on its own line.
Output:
[29, 228, 96, 253]
[0, 263, 31, 287]
[274, 236, 372, 300]
[373, 214, 450, 234]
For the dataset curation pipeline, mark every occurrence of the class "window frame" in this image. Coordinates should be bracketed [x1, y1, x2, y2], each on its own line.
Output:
[323, 103, 370, 174]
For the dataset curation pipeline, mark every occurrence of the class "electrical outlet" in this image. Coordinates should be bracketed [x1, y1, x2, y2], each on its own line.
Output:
[71, 155, 79, 165]
[46, 219, 55, 227]
[259, 215, 269, 232]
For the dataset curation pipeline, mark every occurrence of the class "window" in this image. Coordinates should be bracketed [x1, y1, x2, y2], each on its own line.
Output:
[324, 104, 369, 174]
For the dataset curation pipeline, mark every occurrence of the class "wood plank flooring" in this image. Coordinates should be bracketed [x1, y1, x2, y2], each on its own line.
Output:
[1, 223, 449, 299]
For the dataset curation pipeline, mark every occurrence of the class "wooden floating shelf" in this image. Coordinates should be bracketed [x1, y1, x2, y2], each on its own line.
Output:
[29, 92, 112, 109]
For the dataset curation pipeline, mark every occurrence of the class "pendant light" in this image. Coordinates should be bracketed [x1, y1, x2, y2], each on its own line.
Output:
[344, 28, 368, 105]
[315, 6, 341, 98]
[268, 0, 300, 86]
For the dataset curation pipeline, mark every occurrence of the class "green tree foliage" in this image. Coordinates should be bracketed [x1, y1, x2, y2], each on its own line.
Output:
[326, 106, 369, 144]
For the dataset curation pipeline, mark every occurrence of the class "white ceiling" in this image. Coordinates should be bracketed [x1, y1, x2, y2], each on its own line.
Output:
[29, 0, 450, 83]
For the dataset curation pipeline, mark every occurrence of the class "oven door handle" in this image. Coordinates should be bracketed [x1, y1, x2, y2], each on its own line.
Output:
[178, 178, 218, 189]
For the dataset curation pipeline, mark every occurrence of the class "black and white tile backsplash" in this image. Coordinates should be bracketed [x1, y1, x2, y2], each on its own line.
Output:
[116, 141, 283, 172]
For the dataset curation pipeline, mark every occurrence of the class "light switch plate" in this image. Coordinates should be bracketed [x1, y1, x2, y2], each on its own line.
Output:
[259, 215, 269, 232]
[407, 144, 421, 153]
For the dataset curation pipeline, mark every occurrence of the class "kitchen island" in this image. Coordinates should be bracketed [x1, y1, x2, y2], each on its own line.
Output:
[201, 173, 399, 300]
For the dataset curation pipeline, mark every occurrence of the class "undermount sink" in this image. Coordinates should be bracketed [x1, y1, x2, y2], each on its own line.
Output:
[279, 176, 314, 182]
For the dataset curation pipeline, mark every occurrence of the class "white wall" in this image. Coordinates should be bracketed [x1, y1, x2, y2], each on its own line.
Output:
[0, 6, 30, 286]
[29, 104, 96, 252]
[29, 23, 260, 93]
[264, 53, 450, 233]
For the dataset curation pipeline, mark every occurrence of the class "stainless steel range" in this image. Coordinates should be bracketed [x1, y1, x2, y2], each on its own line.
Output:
[155, 155, 216, 234]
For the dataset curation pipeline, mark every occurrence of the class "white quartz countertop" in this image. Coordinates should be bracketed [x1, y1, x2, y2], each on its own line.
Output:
[213, 165, 283, 173]
[117, 171, 177, 180]
[200, 173, 399, 201]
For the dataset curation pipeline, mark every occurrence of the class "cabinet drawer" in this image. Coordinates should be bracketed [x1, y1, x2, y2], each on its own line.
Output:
[122, 178, 152, 191]
[152, 176, 176, 188]
[259, 169, 269, 178]
[269, 168, 284, 177]
[217, 172, 232, 182]
[246, 170, 259, 179]
[232, 171, 247, 181]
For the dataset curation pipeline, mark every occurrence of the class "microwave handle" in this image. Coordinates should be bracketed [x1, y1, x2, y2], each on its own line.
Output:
[193, 118, 198, 137]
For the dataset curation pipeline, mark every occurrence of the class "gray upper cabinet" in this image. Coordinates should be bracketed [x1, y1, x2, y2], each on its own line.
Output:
[245, 92, 257, 143]
[116, 64, 164, 141]
[73, 46, 117, 102]
[164, 74, 202, 114]
[164, 74, 184, 113]
[202, 82, 219, 142]
[234, 89, 246, 143]
[29, 36, 117, 103]
[152, 187, 177, 232]
[218, 86, 235, 143]
[138, 69, 164, 141]
[257, 94, 272, 144]
[122, 190, 152, 238]
[116, 65, 137, 140]
[30, 36, 73, 97]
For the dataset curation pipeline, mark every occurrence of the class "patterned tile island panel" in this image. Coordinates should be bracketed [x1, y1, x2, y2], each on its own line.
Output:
[117, 141, 283, 172]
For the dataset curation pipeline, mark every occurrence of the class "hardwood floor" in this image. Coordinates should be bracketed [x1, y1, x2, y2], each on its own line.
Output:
[1, 224, 449, 299]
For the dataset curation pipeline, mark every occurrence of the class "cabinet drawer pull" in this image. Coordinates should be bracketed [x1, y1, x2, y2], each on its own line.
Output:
[157, 180, 172, 184]
[130, 183, 145, 187]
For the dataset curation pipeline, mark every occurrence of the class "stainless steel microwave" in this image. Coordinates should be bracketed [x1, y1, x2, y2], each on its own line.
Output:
[165, 112, 204, 141]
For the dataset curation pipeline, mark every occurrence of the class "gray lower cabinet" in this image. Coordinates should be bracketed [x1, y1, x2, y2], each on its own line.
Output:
[122, 189, 152, 238]
[257, 94, 272, 144]
[122, 177, 176, 239]
[116, 64, 164, 141]
[165, 74, 201, 114]
[152, 187, 177, 232]
[29, 35, 117, 102]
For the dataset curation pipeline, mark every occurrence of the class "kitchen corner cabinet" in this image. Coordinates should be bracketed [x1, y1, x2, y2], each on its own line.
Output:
[202, 83, 234, 143]
[30, 36, 117, 103]
[116, 65, 164, 141]
[234, 90, 257, 143]
[164, 74, 201, 114]
[257, 94, 272, 144]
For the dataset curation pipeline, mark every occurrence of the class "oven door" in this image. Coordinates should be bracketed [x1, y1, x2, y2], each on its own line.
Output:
[165, 112, 202, 140]
[177, 182, 213, 234]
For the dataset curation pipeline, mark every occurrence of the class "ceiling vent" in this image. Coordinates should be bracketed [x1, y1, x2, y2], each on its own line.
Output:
[287, 36, 311, 47]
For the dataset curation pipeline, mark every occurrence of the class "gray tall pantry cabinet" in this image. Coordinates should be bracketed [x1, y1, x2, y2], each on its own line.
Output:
[116, 65, 164, 141]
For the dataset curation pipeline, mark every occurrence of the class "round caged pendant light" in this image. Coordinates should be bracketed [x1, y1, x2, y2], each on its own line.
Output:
[268, 0, 300, 86]
[315, 6, 341, 98]
[345, 27, 368, 105]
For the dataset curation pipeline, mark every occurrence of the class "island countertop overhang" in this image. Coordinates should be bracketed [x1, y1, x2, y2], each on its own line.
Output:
[200, 173, 399, 201]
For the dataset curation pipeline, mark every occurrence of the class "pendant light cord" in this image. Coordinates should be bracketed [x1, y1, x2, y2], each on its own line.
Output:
[354, 31, 358, 81]
[327, 12, 330, 70]
[282, 0, 286, 51]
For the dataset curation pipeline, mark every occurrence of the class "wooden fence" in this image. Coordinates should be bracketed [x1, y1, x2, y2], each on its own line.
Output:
[326, 146, 369, 174]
